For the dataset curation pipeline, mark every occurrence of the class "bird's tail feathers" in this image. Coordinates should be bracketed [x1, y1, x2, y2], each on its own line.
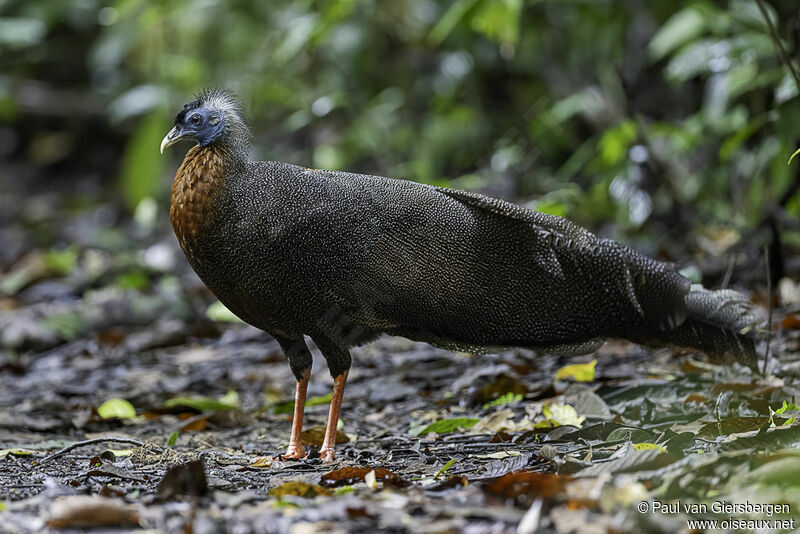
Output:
[643, 285, 766, 371]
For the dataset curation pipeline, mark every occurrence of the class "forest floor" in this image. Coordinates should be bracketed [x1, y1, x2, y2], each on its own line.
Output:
[3, 172, 800, 533]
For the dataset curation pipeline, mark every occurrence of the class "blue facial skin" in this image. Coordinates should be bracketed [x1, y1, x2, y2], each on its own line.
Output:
[173, 103, 225, 146]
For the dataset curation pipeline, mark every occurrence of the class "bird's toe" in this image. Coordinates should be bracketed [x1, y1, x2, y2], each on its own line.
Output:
[319, 447, 336, 462]
[278, 445, 307, 460]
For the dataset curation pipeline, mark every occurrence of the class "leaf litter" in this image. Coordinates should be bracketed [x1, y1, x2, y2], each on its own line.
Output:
[2, 176, 800, 533]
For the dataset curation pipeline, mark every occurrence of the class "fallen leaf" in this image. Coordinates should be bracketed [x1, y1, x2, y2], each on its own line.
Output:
[320, 467, 409, 488]
[250, 456, 273, 468]
[301, 426, 350, 446]
[434, 458, 456, 478]
[97, 399, 136, 420]
[164, 396, 237, 412]
[268, 481, 331, 498]
[0, 448, 34, 458]
[485, 471, 572, 507]
[632, 443, 667, 453]
[555, 360, 597, 382]
[157, 459, 208, 499]
[413, 417, 480, 436]
[47, 496, 139, 528]
[273, 394, 332, 415]
[698, 417, 772, 439]
[781, 315, 800, 330]
[539, 404, 585, 428]
[476, 450, 522, 460]
[180, 416, 208, 432]
[482, 392, 523, 410]
[472, 375, 528, 405]
[472, 409, 536, 433]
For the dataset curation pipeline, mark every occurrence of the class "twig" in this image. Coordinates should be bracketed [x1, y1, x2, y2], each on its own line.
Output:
[720, 255, 735, 289]
[39, 437, 151, 463]
[754, 0, 800, 92]
[763, 244, 773, 376]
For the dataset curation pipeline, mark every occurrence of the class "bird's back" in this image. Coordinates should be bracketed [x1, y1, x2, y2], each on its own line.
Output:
[209, 161, 691, 351]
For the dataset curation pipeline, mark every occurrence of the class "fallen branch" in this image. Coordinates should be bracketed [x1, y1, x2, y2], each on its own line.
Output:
[39, 437, 155, 464]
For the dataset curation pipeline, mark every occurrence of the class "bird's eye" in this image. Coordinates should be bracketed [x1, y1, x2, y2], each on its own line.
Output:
[190, 114, 202, 125]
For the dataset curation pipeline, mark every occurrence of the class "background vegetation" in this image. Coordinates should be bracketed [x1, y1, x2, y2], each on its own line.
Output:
[2, 0, 800, 281]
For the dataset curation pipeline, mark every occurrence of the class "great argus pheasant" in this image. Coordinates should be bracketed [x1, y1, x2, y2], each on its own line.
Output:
[160, 90, 763, 461]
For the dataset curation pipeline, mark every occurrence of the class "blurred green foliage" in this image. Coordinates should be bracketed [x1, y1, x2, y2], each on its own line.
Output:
[1, 0, 799, 248]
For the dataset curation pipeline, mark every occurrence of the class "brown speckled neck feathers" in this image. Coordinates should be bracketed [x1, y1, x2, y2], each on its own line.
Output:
[169, 145, 229, 259]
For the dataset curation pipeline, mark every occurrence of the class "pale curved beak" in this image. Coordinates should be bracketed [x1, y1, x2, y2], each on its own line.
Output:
[160, 126, 183, 154]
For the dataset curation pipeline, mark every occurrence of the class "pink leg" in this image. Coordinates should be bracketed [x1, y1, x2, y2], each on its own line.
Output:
[319, 371, 348, 462]
[281, 367, 310, 460]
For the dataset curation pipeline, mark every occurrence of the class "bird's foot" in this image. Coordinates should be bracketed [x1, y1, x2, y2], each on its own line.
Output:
[319, 447, 336, 462]
[278, 444, 307, 461]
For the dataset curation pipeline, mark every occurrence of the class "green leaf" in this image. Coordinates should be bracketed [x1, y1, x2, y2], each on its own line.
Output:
[597, 120, 637, 167]
[164, 396, 237, 412]
[471, 0, 522, 47]
[434, 458, 456, 479]
[647, 7, 706, 62]
[789, 147, 800, 166]
[166, 431, 178, 446]
[773, 401, 800, 416]
[308, 393, 332, 407]
[769, 401, 800, 426]
[273, 393, 332, 415]
[413, 417, 480, 436]
[42, 246, 79, 276]
[554, 360, 597, 382]
[482, 392, 522, 410]
[119, 110, 168, 211]
[428, 0, 481, 45]
[97, 398, 137, 419]
[0, 448, 34, 458]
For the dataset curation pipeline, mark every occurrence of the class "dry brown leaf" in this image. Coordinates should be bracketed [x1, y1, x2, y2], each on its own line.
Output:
[320, 466, 409, 488]
[47, 495, 139, 528]
[485, 471, 572, 507]
[781, 315, 800, 330]
[180, 415, 208, 432]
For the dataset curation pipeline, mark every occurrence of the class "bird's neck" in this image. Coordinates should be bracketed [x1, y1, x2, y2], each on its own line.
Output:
[169, 144, 234, 259]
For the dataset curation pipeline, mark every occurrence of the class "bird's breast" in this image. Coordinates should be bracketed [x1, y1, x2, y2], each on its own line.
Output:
[169, 145, 230, 261]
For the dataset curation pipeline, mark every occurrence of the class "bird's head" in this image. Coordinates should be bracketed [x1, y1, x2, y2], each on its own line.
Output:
[160, 89, 251, 155]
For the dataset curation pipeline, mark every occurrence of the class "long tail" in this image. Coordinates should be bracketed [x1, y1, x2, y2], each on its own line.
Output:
[643, 285, 766, 371]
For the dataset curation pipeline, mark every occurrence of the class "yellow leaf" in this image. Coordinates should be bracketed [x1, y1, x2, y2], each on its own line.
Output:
[542, 403, 585, 428]
[554, 360, 597, 382]
[250, 456, 273, 468]
[633, 443, 667, 453]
